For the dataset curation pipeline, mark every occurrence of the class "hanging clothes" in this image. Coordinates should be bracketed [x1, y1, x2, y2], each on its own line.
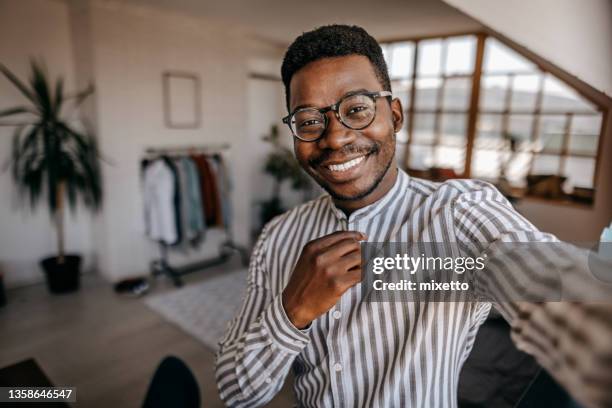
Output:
[142, 158, 181, 245]
[143, 151, 231, 248]
[191, 154, 222, 227]
[173, 158, 195, 243]
[180, 157, 206, 242]
[209, 154, 232, 229]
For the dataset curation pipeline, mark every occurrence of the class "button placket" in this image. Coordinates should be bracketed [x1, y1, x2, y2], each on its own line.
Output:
[328, 299, 347, 406]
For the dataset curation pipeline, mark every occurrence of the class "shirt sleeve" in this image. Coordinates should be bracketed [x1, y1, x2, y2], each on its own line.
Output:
[215, 222, 311, 407]
[451, 180, 612, 408]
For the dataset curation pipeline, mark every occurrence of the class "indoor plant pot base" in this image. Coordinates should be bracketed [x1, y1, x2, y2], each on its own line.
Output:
[41, 255, 81, 294]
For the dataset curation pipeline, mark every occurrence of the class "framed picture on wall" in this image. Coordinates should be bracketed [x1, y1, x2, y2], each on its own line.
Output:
[162, 71, 201, 129]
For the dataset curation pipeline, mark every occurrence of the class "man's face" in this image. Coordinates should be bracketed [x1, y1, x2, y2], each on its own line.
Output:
[289, 55, 403, 203]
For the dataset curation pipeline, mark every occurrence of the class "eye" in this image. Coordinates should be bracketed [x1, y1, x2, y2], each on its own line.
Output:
[348, 105, 368, 115]
[297, 118, 323, 129]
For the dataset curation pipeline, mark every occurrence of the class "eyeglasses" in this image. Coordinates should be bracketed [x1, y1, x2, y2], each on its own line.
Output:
[282, 90, 392, 142]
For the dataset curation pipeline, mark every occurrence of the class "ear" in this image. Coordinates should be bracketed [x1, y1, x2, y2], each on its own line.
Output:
[390, 98, 404, 133]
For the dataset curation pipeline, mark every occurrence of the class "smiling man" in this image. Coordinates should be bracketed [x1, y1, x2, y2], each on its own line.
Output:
[215, 25, 612, 408]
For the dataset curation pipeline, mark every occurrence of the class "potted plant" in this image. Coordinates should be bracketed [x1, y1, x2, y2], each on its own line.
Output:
[259, 125, 311, 226]
[0, 61, 103, 294]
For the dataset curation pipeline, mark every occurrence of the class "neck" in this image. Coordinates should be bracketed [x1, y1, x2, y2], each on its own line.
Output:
[333, 165, 398, 216]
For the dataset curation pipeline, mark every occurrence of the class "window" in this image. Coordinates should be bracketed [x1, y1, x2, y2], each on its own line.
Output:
[383, 33, 605, 205]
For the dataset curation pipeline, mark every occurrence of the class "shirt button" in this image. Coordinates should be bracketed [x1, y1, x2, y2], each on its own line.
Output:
[333, 363, 342, 372]
[332, 310, 341, 319]
[265, 377, 272, 384]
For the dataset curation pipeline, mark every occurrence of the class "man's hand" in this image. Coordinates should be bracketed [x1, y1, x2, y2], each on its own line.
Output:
[282, 231, 366, 329]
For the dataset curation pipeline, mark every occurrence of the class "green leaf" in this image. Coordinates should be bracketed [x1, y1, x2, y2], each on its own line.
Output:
[29, 60, 52, 116]
[0, 106, 33, 118]
[67, 83, 94, 108]
[0, 64, 37, 105]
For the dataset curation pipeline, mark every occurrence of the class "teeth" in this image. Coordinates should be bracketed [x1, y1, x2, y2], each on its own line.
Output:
[327, 156, 365, 172]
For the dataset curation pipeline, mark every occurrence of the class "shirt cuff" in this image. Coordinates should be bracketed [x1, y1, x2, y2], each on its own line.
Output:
[261, 295, 311, 355]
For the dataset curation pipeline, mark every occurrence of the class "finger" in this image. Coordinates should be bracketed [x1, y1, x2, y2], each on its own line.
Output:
[309, 230, 366, 250]
[324, 238, 362, 259]
[338, 250, 361, 272]
[340, 266, 363, 286]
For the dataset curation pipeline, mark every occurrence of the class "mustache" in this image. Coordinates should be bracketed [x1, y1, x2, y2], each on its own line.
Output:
[308, 142, 380, 167]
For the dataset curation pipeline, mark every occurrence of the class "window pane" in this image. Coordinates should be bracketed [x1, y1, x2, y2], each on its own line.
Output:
[445, 36, 476, 74]
[511, 74, 541, 111]
[381, 44, 390, 60]
[440, 114, 467, 146]
[388, 42, 415, 79]
[396, 128, 409, 144]
[508, 114, 534, 147]
[409, 144, 434, 170]
[443, 77, 471, 110]
[505, 152, 532, 187]
[484, 38, 537, 73]
[392, 79, 412, 111]
[472, 149, 502, 179]
[480, 75, 509, 111]
[563, 157, 595, 188]
[434, 145, 465, 174]
[395, 140, 408, 165]
[531, 154, 560, 175]
[415, 77, 441, 110]
[539, 115, 566, 152]
[569, 115, 602, 155]
[542, 74, 597, 112]
[412, 113, 436, 143]
[476, 114, 503, 147]
[418, 39, 443, 76]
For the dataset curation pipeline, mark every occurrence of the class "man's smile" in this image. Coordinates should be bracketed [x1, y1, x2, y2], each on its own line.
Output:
[317, 152, 373, 183]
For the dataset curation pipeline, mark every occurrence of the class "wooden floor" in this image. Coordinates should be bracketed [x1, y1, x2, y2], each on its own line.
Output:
[0, 262, 295, 407]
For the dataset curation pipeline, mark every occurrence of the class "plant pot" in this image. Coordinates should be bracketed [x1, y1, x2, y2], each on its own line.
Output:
[40, 255, 81, 294]
[0, 274, 6, 307]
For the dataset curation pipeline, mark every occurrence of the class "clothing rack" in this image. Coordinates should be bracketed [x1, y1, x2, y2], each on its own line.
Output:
[144, 143, 231, 157]
[145, 144, 248, 287]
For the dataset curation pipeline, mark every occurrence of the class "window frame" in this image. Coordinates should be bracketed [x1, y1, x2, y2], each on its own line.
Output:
[381, 30, 608, 207]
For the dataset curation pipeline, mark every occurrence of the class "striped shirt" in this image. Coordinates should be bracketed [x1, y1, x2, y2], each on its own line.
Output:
[215, 168, 603, 407]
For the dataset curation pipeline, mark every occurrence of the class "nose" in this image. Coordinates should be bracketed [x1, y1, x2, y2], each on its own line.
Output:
[316, 111, 357, 150]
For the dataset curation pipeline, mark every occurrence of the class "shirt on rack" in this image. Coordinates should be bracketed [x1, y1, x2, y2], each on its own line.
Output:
[142, 159, 180, 245]
[174, 158, 195, 243]
[208, 154, 232, 229]
[181, 157, 206, 242]
[191, 154, 223, 227]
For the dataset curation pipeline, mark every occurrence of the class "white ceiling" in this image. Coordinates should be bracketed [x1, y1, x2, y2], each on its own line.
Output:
[123, 0, 481, 45]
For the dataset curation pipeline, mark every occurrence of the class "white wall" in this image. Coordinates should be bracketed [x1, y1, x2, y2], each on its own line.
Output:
[86, 1, 255, 282]
[444, 0, 612, 97]
[0, 0, 94, 288]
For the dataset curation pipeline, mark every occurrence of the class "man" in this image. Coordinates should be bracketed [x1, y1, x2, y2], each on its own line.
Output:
[216, 25, 612, 407]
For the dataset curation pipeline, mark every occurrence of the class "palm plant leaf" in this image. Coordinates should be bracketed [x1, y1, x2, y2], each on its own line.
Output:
[66, 83, 94, 107]
[29, 61, 53, 116]
[0, 106, 34, 118]
[0, 64, 37, 106]
[0, 60, 104, 257]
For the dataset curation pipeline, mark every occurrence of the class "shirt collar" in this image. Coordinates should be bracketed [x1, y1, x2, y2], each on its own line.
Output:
[327, 168, 410, 223]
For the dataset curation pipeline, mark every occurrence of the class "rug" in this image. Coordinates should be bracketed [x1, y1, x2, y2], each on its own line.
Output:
[145, 270, 247, 352]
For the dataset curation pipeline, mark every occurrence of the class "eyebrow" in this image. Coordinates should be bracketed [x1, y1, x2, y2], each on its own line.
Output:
[291, 88, 372, 112]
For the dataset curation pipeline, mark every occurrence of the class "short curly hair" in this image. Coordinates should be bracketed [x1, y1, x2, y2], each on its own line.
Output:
[281, 24, 391, 110]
